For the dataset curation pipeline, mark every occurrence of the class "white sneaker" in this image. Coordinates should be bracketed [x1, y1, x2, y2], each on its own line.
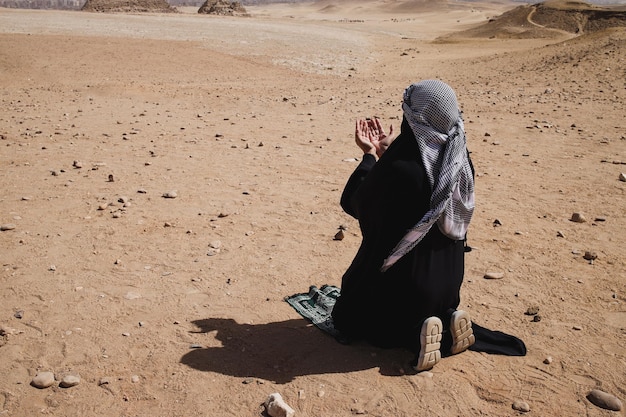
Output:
[450, 310, 475, 355]
[413, 316, 442, 372]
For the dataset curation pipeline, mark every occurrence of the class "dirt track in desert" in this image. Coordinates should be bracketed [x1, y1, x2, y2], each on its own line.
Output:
[1, 2, 625, 416]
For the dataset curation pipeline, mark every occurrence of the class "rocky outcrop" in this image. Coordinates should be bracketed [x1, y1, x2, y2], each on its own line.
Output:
[198, 0, 247, 16]
[82, 0, 177, 13]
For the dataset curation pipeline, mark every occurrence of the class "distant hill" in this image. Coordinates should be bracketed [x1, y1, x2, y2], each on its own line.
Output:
[440, 0, 626, 40]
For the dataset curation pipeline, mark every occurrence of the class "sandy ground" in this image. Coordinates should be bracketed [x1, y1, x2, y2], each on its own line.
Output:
[1, 2, 625, 416]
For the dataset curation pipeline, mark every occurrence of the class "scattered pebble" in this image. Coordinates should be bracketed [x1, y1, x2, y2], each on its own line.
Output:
[137, 188, 147, 194]
[131, 375, 140, 383]
[72, 160, 82, 169]
[31, 371, 55, 389]
[242, 377, 255, 384]
[14, 310, 24, 319]
[122, 332, 131, 337]
[583, 251, 598, 261]
[264, 393, 295, 417]
[60, 374, 80, 388]
[587, 389, 622, 411]
[556, 230, 565, 238]
[162, 191, 178, 199]
[108, 174, 114, 182]
[543, 356, 553, 364]
[533, 315, 542, 322]
[98, 377, 111, 386]
[573, 325, 583, 330]
[484, 272, 504, 280]
[525, 306, 539, 315]
[512, 400, 530, 412]
[570, 212, 586, 223]
[619, 173, 626, 182]
[190, 344, 203, 349]
[0, 224, 16, 231]
[334, 229, 345, 241]
[98, 203, 108, 210]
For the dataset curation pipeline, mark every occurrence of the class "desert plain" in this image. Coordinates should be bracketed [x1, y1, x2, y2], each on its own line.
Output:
[0, 1, 625, 416]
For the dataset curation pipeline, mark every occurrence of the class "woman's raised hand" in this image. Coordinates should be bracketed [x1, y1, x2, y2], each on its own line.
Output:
[355, 118, 395, 158]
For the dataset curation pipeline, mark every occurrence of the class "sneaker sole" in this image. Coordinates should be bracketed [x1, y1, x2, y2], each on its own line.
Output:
[414, 316, 442, 372]
[450, 310, 475, 355]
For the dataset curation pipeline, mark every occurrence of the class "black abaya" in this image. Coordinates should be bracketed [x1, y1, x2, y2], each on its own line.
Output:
[331, 120, 468, 354]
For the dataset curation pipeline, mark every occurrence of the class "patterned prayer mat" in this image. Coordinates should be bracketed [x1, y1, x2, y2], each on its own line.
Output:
[285, 285, 341, 337]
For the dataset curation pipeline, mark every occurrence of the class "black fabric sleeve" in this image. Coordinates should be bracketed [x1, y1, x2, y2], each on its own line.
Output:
[340, 154, 377, 219]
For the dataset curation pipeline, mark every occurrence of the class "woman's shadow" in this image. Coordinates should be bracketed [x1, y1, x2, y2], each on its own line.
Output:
[180, 318, 415, 384]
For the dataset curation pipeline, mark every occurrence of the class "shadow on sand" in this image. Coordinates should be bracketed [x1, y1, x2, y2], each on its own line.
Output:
[179, 318, 416, 384]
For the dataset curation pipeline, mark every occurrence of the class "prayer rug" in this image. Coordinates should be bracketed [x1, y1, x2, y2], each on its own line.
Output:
[285, 285, 341, 337]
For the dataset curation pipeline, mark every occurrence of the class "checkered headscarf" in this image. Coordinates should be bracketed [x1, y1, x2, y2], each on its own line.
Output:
[381, 80, 475, 272]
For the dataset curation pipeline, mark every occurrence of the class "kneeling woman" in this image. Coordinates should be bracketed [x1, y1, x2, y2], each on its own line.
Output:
[331, 80, 476, 371]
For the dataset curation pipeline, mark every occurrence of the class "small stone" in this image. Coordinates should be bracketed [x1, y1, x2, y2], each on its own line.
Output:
[122, 332, 131, 337]
[14, 310, 24, 319]
[108, 174, 114, 182]
[162, 191, 177, 199]
[209, 240, 222, 249]
[60, 374, 80, 388]
[242, 377, 255, 384]
[0, 224, 16, 231]
[543, 356, 553, 364]
[49, 265, 56, 271]
[98, 377, 111, 386]
[72, 160, 82, 169]
[493, 219, 502, 226]
[118, 196, 129, 204]
[298, 389, 306, 400]
[98, 203, 108, 210]
[131, 375, 140, 383]
[556, 230, 565, 238]
[484, 272, 504, 280]
[317, 390, 325, 397]
[124, 292, 141, 300]
[573, 325, 583, 330]
[619, 173, 626, 182]
[532, 315, 542, 322]
[512, 400, 530, 412]
[137, 188, 147, 194]
[525, 306, 539, 315]
[264, 393, 295, 417]
[334, 229, 345, 241]
[31, 372, 55, 389]
[190, 344, 203, 349]
[570, 212, 586, 223]
[112, 212, 121, 218]
[583, 251, 598, 261]
[587, 389, 622, 411]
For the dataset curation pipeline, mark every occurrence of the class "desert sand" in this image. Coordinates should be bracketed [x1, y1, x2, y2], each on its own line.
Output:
[0, 1, 625, 416]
